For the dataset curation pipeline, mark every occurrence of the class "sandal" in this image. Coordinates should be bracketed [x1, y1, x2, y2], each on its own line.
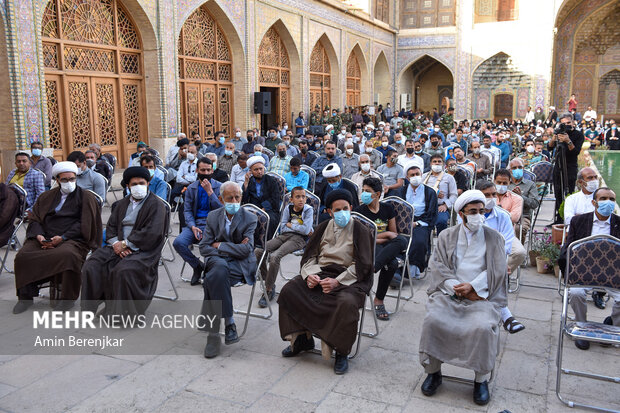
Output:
[503, 317, 525, 334]
[374, 304, 390, 321]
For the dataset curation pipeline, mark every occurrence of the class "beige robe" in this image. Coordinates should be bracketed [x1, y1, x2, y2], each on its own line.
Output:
[419, 224, 507, 374]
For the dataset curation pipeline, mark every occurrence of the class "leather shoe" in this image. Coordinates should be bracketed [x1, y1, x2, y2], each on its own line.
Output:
[12, 300, 33, 314]
[421, 372, 442, 396]
[592, 291, 606, 309]
[224, 323, 239, 345]
[258, 288, 276, 308]
[282, 333, 314, 357]
[575, 339, 590, 350]
[473, 380, 490, 405]
[204, 333, 221, 358]
[190, 263, 204, 286]
[334, 353, 348, 375]
[55, 300, 75, 312]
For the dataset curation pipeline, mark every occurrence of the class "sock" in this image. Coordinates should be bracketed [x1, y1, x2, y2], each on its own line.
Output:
[500, 306, 512, 323]
[225, 317, 234, 326]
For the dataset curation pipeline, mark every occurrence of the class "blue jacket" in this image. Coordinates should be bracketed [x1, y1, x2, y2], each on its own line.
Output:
[492, 142, 511, 166]
[183, 179, 222, 228]
[150, 176, 169, 202]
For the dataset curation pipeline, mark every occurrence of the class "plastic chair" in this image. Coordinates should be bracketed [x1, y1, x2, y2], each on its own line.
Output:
[160, 182, 177, 264]
[154, 199, 179, 301]
[300, 165, 316, 193]
[0, 184, 27, 275]
[380, 197, 416, 313]
[556, 235, 620, 412]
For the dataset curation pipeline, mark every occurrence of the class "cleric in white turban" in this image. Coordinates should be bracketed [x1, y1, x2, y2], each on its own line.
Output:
[318, 163, 359, 221]
[246, 155, 265, 169]
[417, 189, 507, 406]
[51, 161, 79, 178]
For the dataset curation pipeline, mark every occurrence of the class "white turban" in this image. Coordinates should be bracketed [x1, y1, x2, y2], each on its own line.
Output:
[367, 124, 374, 130]
[322, 163, 341, 178]
[404, 159, 424, 174]
[52, 161, 78, 178]
[325, 124, 334, 131]
[378, 121, 385, 127]
[247, 155, 265, 168]
[454, 190, 486, 213]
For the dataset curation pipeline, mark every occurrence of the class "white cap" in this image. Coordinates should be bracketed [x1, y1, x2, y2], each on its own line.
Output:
[454, 190, 486, 213]
[322, 163, 341, 178]
[247, 155, 265, 168]
[52, 161, 79, 178]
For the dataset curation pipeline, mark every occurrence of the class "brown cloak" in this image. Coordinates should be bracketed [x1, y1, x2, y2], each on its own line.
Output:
[0, 183, 19, 247]
[14, 186, 102, 299]
[277, 219, 374, 355]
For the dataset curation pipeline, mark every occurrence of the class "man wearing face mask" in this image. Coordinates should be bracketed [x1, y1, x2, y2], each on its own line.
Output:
[293, 139, 317, 167]
[205, 131, 227, 157]
[466, 141, 492, 180]
[563, 167, 599, 228]
[174, 158, 222, 286]
[199, 181, 258, 358]
[397, 164, 437, 280]
[29, 141, 53, 189]
[169, 143, 198, 203]
[268, 142, 292, 176]
[282, 133, 299, 157]
[243, 156, 281, 238]
[350, 154, 383, 201]
[604, 122, 619, 150]
[423, 155, 457, 234]
[265, 127, 283, 153]
[419, 190, 507, 406]
[140, 155, 168, 201]
[397, 139, 423, 170]
[340, 141, 360, 179]
[81, 166, 167, 316]
[12, 161, 102, 314]
[363, 140, 383, 170]
[494, 169, 523, 226]
[67, 150, 107, 201]
[318, 164, 359, 222]
[559, 187, 620, 350]
[230, 127, 247, 152]
[85, 150, 112, 183]
[242, 130, 258, 155]
[278, 189, 374, 374]
[377, 150, 405, 196]
[205, 153, 230, 183]
[218, 141, 238, 175]
[166, 137, 189, 178]
[508, 158, 539, 237]
[310, 141, 343, 194]
[425, 134, 444, 158]
[376, 136, 395, 164]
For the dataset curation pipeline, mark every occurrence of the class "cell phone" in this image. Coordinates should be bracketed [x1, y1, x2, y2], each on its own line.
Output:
[43, 238, 52, 243]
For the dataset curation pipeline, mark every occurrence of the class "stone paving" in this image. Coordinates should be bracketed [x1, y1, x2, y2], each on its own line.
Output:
[0, 194, 618, 413]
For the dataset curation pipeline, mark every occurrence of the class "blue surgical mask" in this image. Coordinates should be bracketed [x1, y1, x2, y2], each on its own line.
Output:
[32, 148, 42, 157]
[512, 168, 523, 180]
[224, 150, 233, 156]
[596, 200, 615, 217]
[328, 180, 341, 190]
[148, 169, 155, 177]
[361, 191, 373, 205]
[333, 210, 351, 227]
[219, 137, 225, 144]
[212, 162, 217, 170]
[254, 151, 262, 157]
[225, 202, 240, 215]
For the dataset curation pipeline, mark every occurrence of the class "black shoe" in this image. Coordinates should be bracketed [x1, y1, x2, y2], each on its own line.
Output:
[224, 323, 239, 345]
[282, 334, 315, 357]
[190, 263, 204, 286]
[12, 300, 33, 314]
[55, 300, 75, 312]
[421, 372, 442, 396]
[258, 288, 276, 308]
[592, 291, 606, 310]
[334, 353, 348, 375]
[204, 333, 221, 358]
[473, 380, 490, 405]
[574, 339, 590, 350]
[603, 316, 613, 326]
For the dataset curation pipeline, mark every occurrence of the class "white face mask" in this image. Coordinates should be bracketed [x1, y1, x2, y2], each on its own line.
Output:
[187, 153, 196, 162]
[485, 197, 497, 210]
[381, 142, 388, 147]
[464, 213, 484, 232]
[496, 184, 508, 194]
[346, 148, 354, 155]
[409, 176, 422, 187]
[130, 184, 148, 200]
[235, 132, 241, 138]
[365, 147, 373, 153]
[431, 164, 443, 173]
[60, 181, 76, 194]
[585, 180, 599, 193]
[361, 163, 371, 172]
[526, 145, 535, 153]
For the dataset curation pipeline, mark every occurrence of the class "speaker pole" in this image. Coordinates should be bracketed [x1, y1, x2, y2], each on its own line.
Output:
[320, 81, 324, 112]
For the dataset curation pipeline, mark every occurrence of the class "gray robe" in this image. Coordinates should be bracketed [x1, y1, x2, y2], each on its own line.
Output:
[419, 224, 507, 374]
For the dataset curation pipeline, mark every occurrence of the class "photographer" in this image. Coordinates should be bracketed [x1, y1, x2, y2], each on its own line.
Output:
[548, 113, 584, 223]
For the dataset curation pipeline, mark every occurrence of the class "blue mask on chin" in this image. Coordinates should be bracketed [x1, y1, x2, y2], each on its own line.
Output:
[328, 180, 341, 190]
[333, 210, 351, 227]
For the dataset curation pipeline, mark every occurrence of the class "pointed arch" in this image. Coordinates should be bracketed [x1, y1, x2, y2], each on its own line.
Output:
[257, 20, 301, 128]
[598, 69, 620, 117]
[397, 54, 453, 112]
[346, 43, 369, 108]
[309, 34, 339, 110]
[0, 14, 16, 179]
[374, 51, 392, 107]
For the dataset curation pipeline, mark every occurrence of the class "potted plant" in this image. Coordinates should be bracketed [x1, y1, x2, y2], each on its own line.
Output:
[529, 228, 550, 267]
[539, 242, 561, 276]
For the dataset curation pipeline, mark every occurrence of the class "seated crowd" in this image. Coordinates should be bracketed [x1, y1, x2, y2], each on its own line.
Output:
[2, 107, 618, 407]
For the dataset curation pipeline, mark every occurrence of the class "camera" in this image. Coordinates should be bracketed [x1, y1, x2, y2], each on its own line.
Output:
[554, 123, 573, 135]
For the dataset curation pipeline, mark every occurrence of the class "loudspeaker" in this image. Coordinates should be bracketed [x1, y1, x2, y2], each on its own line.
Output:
[254, 92, 271, 114]
[309, 125, 325, 136]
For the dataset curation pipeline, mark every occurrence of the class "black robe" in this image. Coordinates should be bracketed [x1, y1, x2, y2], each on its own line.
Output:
[277, 219, 374, 355]
[14, 186, 102, 301]
[0, 183, 19, 247]
[81, 192, 168, 315]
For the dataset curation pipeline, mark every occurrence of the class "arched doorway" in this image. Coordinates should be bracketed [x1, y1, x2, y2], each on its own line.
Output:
[309, 40, 331, 110]
[374, 52, 391, 107]
[346, 52, 361, 108]
[41, 0, 147, 166]
[258, 26, 290, 129]
[398, 55, 452, 113]
[598, 69, 620, 119]
[472, 52, 530, 121]
[178, 5, 233, 141]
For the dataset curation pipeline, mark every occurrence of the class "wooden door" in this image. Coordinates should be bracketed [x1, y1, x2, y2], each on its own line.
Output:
[183, 83, 201, 138]
[494, 93, 514, 122]
[92, 77, 121, 164]
[201, 84, 217, 142]
[44, 74, 67, 161]
[63, 76, 95, 154]
[120, 79, 146, 163]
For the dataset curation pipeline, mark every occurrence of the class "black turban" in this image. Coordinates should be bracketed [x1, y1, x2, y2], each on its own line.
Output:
[325, 189, 352, 209]
[122, 166, 151, 185]
[177, 138, 190, 147]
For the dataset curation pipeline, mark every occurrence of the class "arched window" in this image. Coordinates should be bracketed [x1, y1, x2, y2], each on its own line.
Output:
[258, 27, 290, 126]
[346, 53, 361, 107]
[309, 41, 331, 110]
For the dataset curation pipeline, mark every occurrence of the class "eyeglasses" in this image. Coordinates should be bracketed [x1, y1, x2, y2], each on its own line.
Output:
[58, 177, 76, 183]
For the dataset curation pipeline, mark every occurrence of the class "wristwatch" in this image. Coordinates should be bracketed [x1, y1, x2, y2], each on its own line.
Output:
[121, 240, 127, 249]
